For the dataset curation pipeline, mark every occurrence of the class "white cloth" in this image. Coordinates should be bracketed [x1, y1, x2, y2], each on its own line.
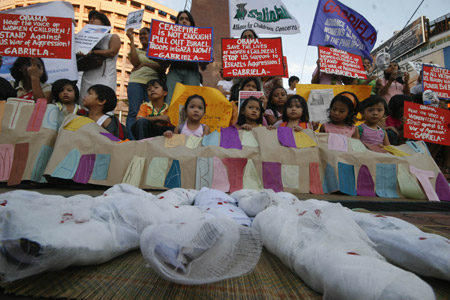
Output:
[217, 79, 233, 100]
[80, 34, 118, 100]
[349, 210, 450, 281]
[252, 197, 435, 300]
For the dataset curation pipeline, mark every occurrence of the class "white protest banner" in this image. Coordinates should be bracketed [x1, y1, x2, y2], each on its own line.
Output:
[318, 46, 367, 79]
[125, 9, 144, 32]
[148, 20, 213, 62]
[75, 24, 111, 55]
[0, 1, 77, 83]
[408, 61, 440, 75]
[229, 0, 300, 37]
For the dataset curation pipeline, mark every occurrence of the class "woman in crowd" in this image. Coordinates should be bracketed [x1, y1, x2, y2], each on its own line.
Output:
[379, 61, 410, 103]
[10, 57, 52, 103]
[79, 10, 121, 101]
[126, 26, 164, 138]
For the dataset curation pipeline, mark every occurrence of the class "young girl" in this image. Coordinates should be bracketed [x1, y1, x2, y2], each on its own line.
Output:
[383, 94, 410, 145]
[279, 95, 313, 131]
[358, 95, 390, 146]
[10, 57, 52, 103]
[52, 79, 81, 115]
[164, 94, 210, 137]
[236, 97, 264, 131]
[83, 84, 127, 140]
[265, 86, 287, 127]
[319, 91, 359, 138]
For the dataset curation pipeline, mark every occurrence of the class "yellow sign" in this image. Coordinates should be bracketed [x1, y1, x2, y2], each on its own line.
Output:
[167, 83, 233, 133]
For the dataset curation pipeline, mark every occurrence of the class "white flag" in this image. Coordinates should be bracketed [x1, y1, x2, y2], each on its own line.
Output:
[229, 0, 300, 37]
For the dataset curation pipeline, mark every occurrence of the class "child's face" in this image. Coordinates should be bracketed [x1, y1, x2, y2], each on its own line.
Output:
[243, 100, 261, 122]
[147, 83, 167, 101]
[59, 84, 76, 105]
[186, 98, 205, 122]
[330, 100, 349, 124]
[362, 102, 385, 125]
[286, 100, 303, 121]
[271, 88, 287, 108]
[83, 89, 98, 108]
[242, 80, 257, 91]
[178, 13, 191, 26]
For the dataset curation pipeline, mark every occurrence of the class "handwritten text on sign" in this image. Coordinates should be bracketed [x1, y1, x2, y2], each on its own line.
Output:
[147, 19, 213, 62]
[318, 46, 366, 79]
[422, 64, 450, 99]
[404, 101, 450, 146]
[222, 38, 284, 77]
[0, 14, 72, 59]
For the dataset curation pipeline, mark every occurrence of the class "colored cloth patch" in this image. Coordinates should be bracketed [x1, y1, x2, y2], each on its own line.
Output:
[164, 160, 181, 189]
[406, 141, 424, 154]
[338, 162, 356, 196]
[281, 164, 299, 189]
[328, 133, 348, 152]
[262, 162, 283, 192]
[165, 134, 185, 148]
[211, 157, 230, 192]
[357, 165, 375, 197]
[376, 164, 399, 198]
[397, 164, 426, 199]
[100, 132, 121, 141]
[146, 157, 169, 188]
[384, 145, 411, 157]
[409, 165, 439, 202]
[92, 154, 111, 181]
[122, 156, 146, 187]
[186, 135, 203, 149]
[435, 172, 450, 202]
[73, 154, 96, 184]
[241, 130, 259, 147]
[309, 162, 324, 194]
[323, 163, 339, 194]
[30, 145, 53, 183]
[294, 131, 317, 148]
[51, 149, 81, 179]
[350, 138, 367, 152]
[277, 127, 296, 148]
[196, 157, 213, 190]
[0, 144, 14, 181]
[26, 98, 47, 132]
[202, 131, 220, 146]
[222, 158, 247, 193]
[42, 104, 61, 131]
[8, 143, 29, 186]
[243, 159, 263, 190]
[63, 116, 94, 131]
[220, 127, 242, 150]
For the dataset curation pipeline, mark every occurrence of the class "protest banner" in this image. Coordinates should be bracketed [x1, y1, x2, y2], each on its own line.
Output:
[404, 101, 450, 146]
[75, 24, 111, 55]
[0, 14, 72, 59]
[125, 9, 144, 32]
[422, 64, 450, 99]
[0, 1, 78, 83]
[222, 38, 284, 77]
[282, 56, 289, 78]
[228, 0, 300, 36]
[318, 46, 366, 79]
[147, 19, 213, 62]
[308, 0, 377, 60]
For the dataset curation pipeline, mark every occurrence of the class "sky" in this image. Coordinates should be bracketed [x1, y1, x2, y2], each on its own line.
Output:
[154, 0, 448, 85]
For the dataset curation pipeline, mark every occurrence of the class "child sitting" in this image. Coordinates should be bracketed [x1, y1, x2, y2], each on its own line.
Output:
[82, 84, 127, 140]
[52, 79, 81, 115]
[319, 92, 359, 138]
[164, 94, 210, 137]
[358, 96, 390, 146]
[132, 79, 174, 140]
[279, 95, 315, 131]
[383, 94, 410, 145]
[236, 97, 264, 131]
[265, 86, 287, 127]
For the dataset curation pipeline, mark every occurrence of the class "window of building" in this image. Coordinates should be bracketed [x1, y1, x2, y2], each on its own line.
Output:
[158, 10, 167, 17]
[73, 5, 80, 12]
[170, 15, 177, 22]
[145, 5, 155, 13]
[131, 1, 140, 9]
[84, 6, 95, 13]
[117, 0, 126, 5]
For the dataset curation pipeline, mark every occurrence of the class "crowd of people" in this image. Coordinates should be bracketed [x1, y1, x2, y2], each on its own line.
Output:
[0, 9, 449, 178]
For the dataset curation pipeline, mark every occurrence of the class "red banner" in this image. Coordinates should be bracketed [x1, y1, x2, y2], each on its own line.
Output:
[422, 64, 450, 100]
[0, 14, 72, 59]
[222, 38, 284, 78]
[404, 101, 450, 146]
[147, 19, 213, 62]
[318, 46, 367, 79]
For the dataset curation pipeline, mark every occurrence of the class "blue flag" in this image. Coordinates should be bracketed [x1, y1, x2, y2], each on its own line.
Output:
[308, 0, 377, 59]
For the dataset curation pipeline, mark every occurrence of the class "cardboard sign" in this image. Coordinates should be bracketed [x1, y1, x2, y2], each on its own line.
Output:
[422, 64, 450, 99]
[222, 38, 284, 77]
[125, 9, 144, 32]
[404, 101, 450, 146]
[148, 19, 213, 62]
[75, 24, 111, 55]
[0, 14, 72, 59]
[318, 46, 366, 79]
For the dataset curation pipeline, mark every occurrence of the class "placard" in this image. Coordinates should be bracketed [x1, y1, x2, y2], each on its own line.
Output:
[404, 101, 450, 146]
[74, 24, 111, 55]
[238, 90, 264, 115]
[147, 19, 213, 62]
[0, 14, 72, 59]
[422, 64, 450, 99]
[222, 38, 284, 77]
[318, 46, 366, 79]
[125, 9, 144, 32]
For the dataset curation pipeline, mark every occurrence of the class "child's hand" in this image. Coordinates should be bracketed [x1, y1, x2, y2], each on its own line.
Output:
[260, 95, 268, 109]
[266, 125, 276, 130]
[126, 28, 134, 41]
[311, 121, 319, 131]
[241, 124, 253, 131]
[164, 130, 173, 138]
[27, 58, 43, 79]
[293, 125, 303, 132]
[159, 115, 170, 123]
